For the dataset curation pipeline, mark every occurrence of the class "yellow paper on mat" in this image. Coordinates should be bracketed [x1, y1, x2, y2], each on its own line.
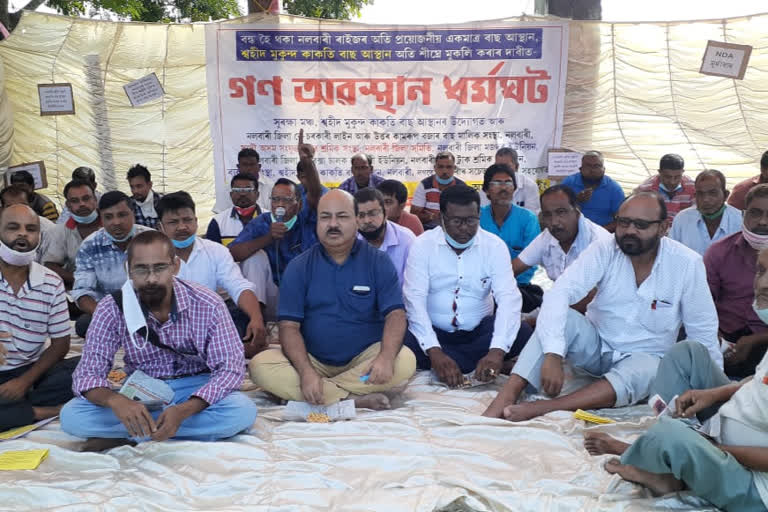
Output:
[0, 449, 49, 470]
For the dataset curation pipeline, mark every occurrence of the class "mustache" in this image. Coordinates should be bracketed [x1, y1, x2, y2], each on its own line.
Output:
[325, 228, 342, 235]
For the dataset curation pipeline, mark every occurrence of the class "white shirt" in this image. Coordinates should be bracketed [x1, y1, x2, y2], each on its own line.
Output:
[35, 215, 55, 263]
[518, 214, 612, 281]
[257, 175, 275, 214]
[403, 227, 522, 353]
[480, 173, 541, 214]
[536, 236, 722, 366]
[176, 237, 255, 304]
[668, 204, 743, 256]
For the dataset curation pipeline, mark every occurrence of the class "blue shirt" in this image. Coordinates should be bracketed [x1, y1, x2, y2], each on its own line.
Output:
[669, 204, 743, 256]
[278, 239, 404, 366]
[480, 204, 540, 284]
[561, 173, 625, 227]
[231, 202, 318, 285]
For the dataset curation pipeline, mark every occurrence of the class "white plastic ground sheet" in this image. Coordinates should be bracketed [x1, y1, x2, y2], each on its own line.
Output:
[0, 345, 718, 511]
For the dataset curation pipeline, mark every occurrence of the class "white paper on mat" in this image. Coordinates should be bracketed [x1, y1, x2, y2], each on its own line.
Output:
[282, 399, 356, 421]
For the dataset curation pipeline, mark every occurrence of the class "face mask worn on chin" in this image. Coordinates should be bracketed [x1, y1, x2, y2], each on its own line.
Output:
[0, 239, 38, 266]
[442, 224, 475, 250]
[105, 225, 136, 244]
[700, 204, 726, 220]
[742, 223, 768, 251]
[659, 182, 682, 193]
[235, 205, 257, 217]
[271, 213, 298, 231]
[71, 210, 99, 224]
[172, 234, 196, 249]
[435, 175, 454, 186]
[753, 299, 768, 325]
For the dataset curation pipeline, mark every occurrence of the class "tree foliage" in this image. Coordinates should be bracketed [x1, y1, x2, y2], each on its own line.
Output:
[282, 0, 373, 20]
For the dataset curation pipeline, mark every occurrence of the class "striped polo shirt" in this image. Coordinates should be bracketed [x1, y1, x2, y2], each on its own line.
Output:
[411, 175, 466, 229]
[206, 207, 260, 246]
[0, 262, 70, 371]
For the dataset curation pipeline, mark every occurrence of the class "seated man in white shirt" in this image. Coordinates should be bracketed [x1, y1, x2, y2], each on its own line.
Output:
[483, 192, 722, 419]
[157, 192, 267, 357]
[403, 185, 533, 386]
[514, 184, 611, 312]
[580, 247, 768, 511]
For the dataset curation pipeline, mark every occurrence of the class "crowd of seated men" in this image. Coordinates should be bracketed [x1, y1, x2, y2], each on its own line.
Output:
[1, 139, 766, 512]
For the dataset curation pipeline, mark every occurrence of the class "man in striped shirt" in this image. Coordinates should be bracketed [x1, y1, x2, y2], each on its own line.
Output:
[410, 151, 466, 230]
[61, 230, 257, 451]
[0, 205, 79, 432]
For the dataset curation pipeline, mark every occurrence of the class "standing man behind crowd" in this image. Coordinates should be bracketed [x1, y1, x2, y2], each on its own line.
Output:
[669, 169, 741, 256]
[729, 150, 768, 210]
[480, 147, 541, 214]
[635, 153, 695, 221]
[338, 153, 385, 194]
[377, 179, 424, 236]
[561, 151, 625, 232]
[127, 164, 163, 229]
[9, 171, 59, 222]
[206, 173, 261, 246]
[237, 148, 274, 215]
[411, 151, 466, 230]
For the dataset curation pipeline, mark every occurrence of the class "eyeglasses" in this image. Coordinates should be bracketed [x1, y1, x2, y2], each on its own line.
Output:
[357, 209, 383, 220]
[270, 196, 297, 205]
[488, 180, 515, 188]
[443, 215, 480, 228]
[615, 216, 663, 230]
[130, 263, 173, 279]
[541, 208, 575, 220]
[231, 187, 255, 193]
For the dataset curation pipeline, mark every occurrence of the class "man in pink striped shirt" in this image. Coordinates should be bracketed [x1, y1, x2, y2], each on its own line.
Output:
[61, 230, 257, 451]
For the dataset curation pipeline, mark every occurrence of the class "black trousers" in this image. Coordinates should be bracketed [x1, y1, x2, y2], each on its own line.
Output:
[722, 327, 767, 379]
[0, 357, 80, 431]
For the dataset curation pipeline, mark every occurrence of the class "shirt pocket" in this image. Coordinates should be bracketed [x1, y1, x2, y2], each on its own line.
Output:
[344, 287, 377, 317]
[638, 300, 678, 333]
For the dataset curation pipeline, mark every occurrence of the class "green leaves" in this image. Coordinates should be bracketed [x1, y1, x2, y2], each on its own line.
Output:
[282, 0, 374, 20]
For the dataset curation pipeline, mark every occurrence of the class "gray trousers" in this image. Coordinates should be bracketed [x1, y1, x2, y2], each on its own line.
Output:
[621, 341, 765, 511]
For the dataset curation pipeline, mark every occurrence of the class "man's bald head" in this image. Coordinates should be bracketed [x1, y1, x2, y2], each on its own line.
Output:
[0, 204, 40, 253]
[617, 192, 667, 221]
[317, 189, 357, 249]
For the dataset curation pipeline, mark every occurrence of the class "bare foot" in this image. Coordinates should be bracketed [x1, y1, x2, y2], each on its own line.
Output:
[605, 458, 684, 496]
[503, 401, 551, 422]
[80, 438, 137, 453]
[353, 393, 391, 410]
[32, 405, 63, 421]
[584, 431, 630, 456]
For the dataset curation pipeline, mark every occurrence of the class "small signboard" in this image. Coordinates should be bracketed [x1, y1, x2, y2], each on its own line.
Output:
[123, 73, 165, 107]
[37, 83, 75, 116]
[547, 149, 583, 177]
[5, 161, 48, 189]
[699, 40, 752, 80]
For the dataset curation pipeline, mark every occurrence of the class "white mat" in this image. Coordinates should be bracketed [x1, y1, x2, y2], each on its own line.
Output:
[0, 371, 718, 512]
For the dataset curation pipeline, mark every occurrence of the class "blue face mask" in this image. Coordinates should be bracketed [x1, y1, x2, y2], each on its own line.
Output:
[435, 175, 454, 186]
[659, 182, 682, 193]
[171, 234, 196, 249]
[271, 213, 298, 231]
[443, 226, 475, 250]
[71, 210, 98, 225]
[753, 299, 768, 325]
[105, 225, 136, 243]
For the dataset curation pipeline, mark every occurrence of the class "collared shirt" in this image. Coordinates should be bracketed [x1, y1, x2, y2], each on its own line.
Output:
[42, 217, 101, 272]
[518, 214, 612, 281]
[396, 210, 424, 236]
[72, 278, 245, 405]
[30, 193, 59, 222]
[356, 220, 416, 285]
[403, 227, 522, 354]
[338, 174, 386, 194]
[479, 204, 540, 284]
[669, 204, 743, 256]
[257, 174, 276, 214]
[35, 215, 55, 264]
[279, 239, 403, 366]
[560, 173, 625, 227]
[728, 175, 764, 210]
[0, 262, 69, 371]
[231, 202, 318, 285]
[72, 225, 154, 303]
[176, 237, 254, 304]
[635, 174, 696, 220]
[479, 173, 542, 214]
[704, 232, 767, 335]
[131, 192, 163, 228]
[206, 207, 260, 246]
[535, 236, 722, 366]
[411, 175, 467, 229]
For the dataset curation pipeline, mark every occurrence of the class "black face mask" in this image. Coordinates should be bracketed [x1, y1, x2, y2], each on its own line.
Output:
[359, 222, 386, 241]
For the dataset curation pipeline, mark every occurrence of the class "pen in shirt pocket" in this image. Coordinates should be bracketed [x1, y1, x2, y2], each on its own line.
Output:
[651, 299, 672, 310]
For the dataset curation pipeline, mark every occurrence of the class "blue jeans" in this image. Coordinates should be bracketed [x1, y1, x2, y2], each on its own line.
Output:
[60, 374, 257, 442]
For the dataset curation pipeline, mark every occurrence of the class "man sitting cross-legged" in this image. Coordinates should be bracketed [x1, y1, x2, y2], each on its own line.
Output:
[483, 192, 722, 420]
[60, 231, 257, 451]
[248, 190, 416, 410]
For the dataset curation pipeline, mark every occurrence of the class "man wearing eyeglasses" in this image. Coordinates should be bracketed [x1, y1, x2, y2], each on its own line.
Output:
[403, 184, 532, 387]
[479, 163, 541, 312]
[354, 187, 415, 285]
[229, 158, 323, 319]
[61, 230, 257, 452]
[484, 192, 721, 420]
[206, 173, 261, 247]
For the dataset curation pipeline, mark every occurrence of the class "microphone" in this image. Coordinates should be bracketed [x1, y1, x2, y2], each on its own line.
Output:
[275, 206, 286, 223]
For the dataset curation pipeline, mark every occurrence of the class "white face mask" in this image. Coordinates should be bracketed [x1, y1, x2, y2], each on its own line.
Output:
[0, 239, 38, 267]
